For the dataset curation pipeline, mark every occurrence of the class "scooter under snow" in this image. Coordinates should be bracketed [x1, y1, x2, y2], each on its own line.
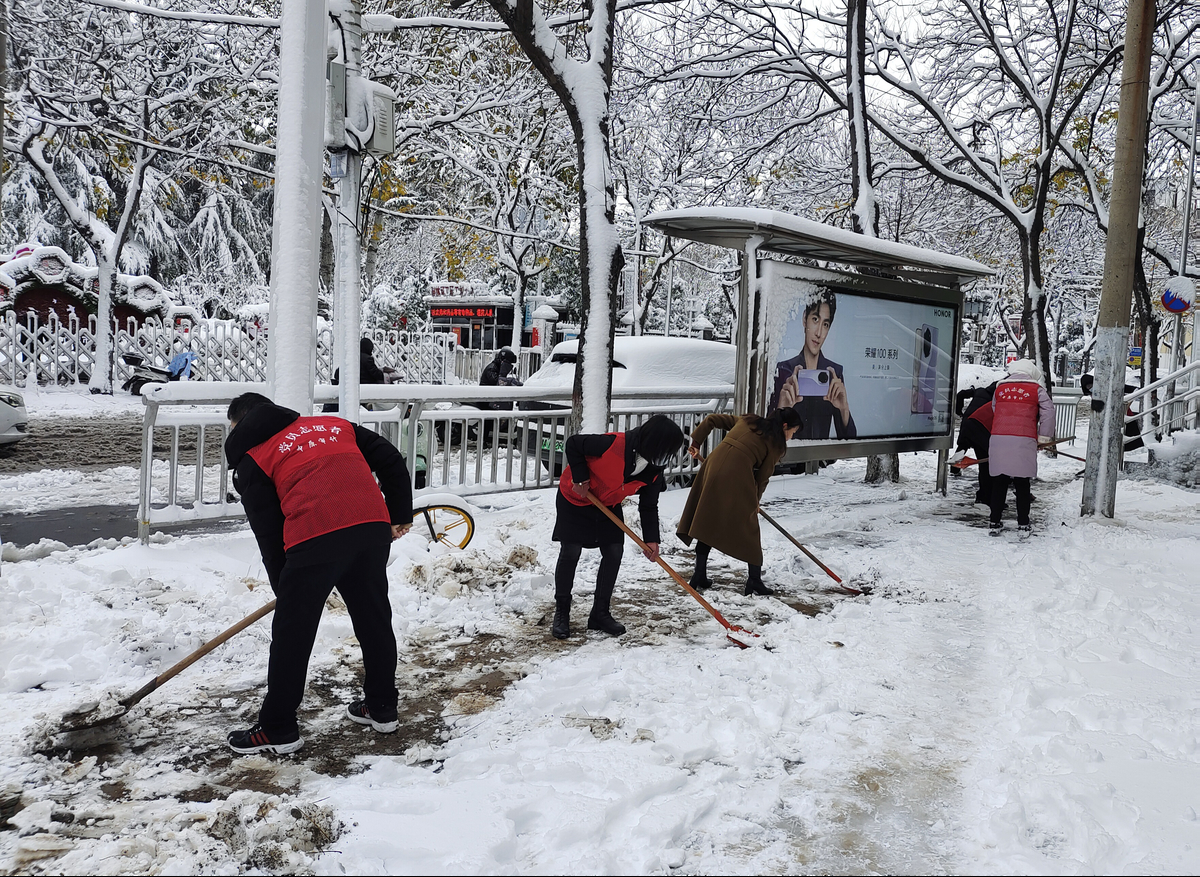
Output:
[120, 351, 198, 396]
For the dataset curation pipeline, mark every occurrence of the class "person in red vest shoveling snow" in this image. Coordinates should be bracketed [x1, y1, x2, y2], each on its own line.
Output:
[552, 414, 686, 640]
[222, 392, 414, 755]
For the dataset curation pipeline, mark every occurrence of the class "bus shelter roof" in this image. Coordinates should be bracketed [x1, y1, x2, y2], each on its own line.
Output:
[644, 207, 995, 288]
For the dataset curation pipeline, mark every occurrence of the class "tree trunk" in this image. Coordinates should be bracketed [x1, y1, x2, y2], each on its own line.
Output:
[848, 0, 899, 484]
[567, 104, 623, 435]
[1017, 225, 1054, 394]
[89, 249, 117, 394]
[480, 0, 622, 435]
[865, 452, 899, 483]
[510, 270, 527, 350]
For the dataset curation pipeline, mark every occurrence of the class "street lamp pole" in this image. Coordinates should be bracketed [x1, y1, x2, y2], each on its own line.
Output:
[265, 0, 326, 414]
[1163, 64, 1200, 431]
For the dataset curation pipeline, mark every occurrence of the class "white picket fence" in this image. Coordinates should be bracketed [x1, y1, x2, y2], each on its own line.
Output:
[0, 310, 98, 386]
[0, 310, 457, 387]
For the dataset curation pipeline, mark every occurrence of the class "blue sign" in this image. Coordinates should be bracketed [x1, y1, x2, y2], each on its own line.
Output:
[1128, 347, 1143, 367]
[523, 302, 534, 330]
[1162, 289, 1192, 314]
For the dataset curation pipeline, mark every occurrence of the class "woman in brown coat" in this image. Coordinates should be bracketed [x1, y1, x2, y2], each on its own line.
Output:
[676, 407, 802, 596]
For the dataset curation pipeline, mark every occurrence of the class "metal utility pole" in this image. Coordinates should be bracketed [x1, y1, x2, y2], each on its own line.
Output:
[664, 260, 674, 337]
[1164, 67, 1200, 429]
[1081, 0, 1157, 517]
[266, 0, 326, 414]
[329, 2, 364, 421]
[1, 0, 7, 233]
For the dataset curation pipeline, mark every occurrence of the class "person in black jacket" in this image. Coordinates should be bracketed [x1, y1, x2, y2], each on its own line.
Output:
[552, 415, 685, 640]
[358, 337, 388, 385]
[323, 338, 388, 412]
[479, 346, 518, 389]
[477, 347, 521, 445]
[951, 381, 997, 500]
[223, 392, 414, 755]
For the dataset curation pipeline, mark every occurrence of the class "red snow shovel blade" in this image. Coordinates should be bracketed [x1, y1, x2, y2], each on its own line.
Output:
[758, 509, 860, 596]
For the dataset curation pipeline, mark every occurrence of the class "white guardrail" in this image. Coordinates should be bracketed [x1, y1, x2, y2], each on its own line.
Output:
[1124, 359, 1200, 439]
[136, 382, 734, 542]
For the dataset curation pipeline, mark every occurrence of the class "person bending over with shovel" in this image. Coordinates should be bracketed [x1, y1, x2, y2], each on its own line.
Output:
[677, 407, 802, 596]
[553, 414, 686, 640]
[223, 392, 413, 755]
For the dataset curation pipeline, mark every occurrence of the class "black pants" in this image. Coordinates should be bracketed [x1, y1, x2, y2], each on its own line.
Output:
[555, 541, 623, 613]
[990, 475, 1031, 527]
[259, 525, 397, 734]
[957, 422, 992, 501]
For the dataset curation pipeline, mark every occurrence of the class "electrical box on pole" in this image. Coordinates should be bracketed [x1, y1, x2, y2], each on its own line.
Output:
[326, 60, 346, 151]
[365, 81, 397, 157]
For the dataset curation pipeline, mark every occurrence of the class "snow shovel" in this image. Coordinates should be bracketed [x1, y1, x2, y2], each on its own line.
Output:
[585, 492, 758, 649]
[953, 439, 1083, 470]
[58, 599, 277, 733]
[758, 509, 862, 596]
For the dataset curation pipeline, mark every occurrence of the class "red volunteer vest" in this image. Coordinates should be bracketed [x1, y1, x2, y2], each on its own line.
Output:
[991, 380, 1039, 439]
[247, 415, 390, 550]
[967, 401, 994, 431]
[559, 433, 649, 507]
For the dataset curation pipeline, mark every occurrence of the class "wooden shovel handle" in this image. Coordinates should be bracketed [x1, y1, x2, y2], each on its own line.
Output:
[758, 509, 843, 584]
[120, 599, 277, 707]
[584, 491, 750, 640]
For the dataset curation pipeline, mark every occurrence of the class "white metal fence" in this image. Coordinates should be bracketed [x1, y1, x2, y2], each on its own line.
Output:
[1125, 359, 1200, 439]
[0, 311, 457, 387]
[135, 382, 735, 541]
[0, 310, 98, 386]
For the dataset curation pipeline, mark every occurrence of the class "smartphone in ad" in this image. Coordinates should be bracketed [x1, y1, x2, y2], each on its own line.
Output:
[911, 324, 937, 414]
[791, 367, 832, 398]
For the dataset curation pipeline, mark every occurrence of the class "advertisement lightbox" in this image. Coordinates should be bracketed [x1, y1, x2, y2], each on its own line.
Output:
[761, 261, 958, 441]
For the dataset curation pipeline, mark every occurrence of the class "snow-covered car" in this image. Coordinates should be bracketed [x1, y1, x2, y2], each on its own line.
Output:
[520, 336, 735, 409]
[518, 336, 736, 473]
[0, 387, 28, 445]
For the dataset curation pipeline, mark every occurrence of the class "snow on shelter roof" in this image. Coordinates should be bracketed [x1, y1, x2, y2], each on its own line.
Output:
[645, 207, 994, 288]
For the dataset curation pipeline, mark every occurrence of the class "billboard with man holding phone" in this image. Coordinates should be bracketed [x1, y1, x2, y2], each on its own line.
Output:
[764, 261, 957, 440]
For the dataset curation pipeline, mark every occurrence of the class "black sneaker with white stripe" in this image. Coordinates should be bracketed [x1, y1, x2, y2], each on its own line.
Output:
[227, 722, 303, 755]
[346, 700, 399, 733]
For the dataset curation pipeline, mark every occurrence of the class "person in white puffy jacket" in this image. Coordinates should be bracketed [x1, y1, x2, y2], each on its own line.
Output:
[988, 359, 1054, 533]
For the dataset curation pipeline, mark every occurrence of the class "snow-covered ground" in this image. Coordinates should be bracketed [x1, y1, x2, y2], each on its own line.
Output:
[2, 390, 1199, 875]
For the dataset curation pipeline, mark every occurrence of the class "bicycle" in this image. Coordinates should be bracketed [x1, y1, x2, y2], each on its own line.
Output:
[411, 495, 475, 550]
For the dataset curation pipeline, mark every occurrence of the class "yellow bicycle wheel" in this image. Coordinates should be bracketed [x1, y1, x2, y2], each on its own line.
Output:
[414, 504, 475, 550]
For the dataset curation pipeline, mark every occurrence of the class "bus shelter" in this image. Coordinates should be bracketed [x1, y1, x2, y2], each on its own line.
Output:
[644, 208, 995, 486]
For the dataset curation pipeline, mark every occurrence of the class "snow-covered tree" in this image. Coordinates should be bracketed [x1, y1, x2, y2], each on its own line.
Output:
[452, 0, 625, 431]
[1056, 16, 1200, 391]
[8, 0, 277, 390]
[675, 0, 1167, 392]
